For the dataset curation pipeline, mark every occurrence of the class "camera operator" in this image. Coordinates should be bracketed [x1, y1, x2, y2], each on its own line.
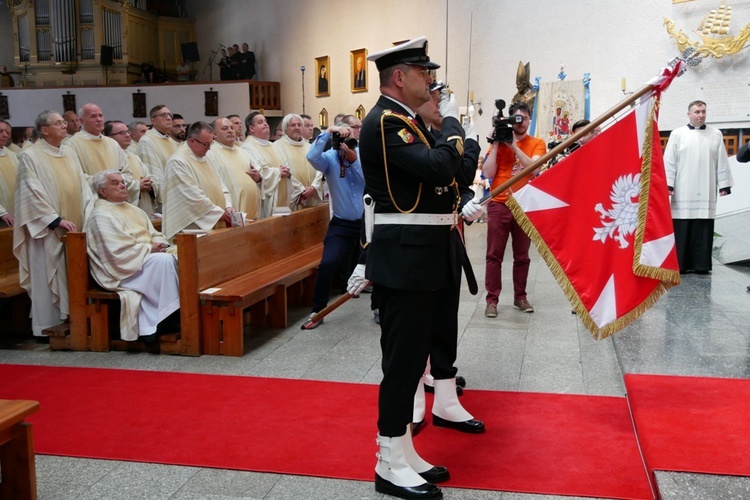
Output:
[304, 116, 365, 328]
[482, 101, 546, 317]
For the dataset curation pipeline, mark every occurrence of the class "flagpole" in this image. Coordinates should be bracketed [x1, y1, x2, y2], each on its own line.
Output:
[300, 284, 370, 330]
[477, 83, 655, 206]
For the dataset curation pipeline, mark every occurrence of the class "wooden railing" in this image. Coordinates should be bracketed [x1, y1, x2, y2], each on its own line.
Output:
[249, 80, 281, 110]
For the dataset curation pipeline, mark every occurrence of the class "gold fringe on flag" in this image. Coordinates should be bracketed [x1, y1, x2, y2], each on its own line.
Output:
[633, 98, 682, 284]
[507, 99, 680, 340]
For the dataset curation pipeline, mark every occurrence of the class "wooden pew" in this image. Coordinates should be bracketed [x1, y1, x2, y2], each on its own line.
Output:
[0, 227, 24, 299]
[0, 227, 31, 336]
[61, 216, 191, 355]
[0, 399, 39, 500]
[176, 204, 329, 356]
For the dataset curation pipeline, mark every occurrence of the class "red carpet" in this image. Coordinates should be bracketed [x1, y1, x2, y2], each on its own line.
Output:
[0, 364, 653, 499]
[625, 374, 750, 477]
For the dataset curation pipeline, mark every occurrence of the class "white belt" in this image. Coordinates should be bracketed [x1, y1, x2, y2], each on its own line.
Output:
[374, 213, 457, 226]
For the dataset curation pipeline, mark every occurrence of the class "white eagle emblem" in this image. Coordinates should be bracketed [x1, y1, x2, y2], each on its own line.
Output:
[593, 173, 640, 249]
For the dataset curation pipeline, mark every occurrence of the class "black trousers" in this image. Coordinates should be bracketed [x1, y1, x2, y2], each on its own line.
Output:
[311, 217, 361, 313]
[376, 283, 455, 436]
[673, 218, 714, 273]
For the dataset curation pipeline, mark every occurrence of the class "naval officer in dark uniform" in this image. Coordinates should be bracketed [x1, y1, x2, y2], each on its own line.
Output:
[347, 36, 483, 500]
[410, 81, 485, 437]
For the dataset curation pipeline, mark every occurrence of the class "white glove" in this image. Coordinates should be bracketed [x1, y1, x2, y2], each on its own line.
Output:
[438, 90, 459, 121]
[462, 115, 477, 141]
[347, 264, 368, 296]
[461, 199, 483, 222]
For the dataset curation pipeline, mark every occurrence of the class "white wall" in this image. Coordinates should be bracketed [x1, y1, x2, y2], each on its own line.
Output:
[185, 0, 750, 139]
[1, 82, 250, 126]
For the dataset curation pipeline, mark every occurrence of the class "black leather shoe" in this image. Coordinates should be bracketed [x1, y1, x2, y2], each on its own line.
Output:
[418, 466, 450, 484]
[455, 376, 466, 388]
[412, 419, 426, 437]
[424, 384, 462, 396]
[432, 414, 485, 433]
[375, 474, 442, 499]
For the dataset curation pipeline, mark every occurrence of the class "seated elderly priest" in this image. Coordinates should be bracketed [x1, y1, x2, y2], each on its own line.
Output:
[84, 169, 180, 342]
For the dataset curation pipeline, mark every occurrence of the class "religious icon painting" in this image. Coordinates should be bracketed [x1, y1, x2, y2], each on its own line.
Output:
[0, 95, 8, 120]
[132, 91, 147, 118]
[319, 108, 328, 129]
[351, 48, 368, 93]
[356, 104, 366, 121]
[205, 89, 219, 116]
[62, 93, 76, 114]
[316, 56, 330, 97]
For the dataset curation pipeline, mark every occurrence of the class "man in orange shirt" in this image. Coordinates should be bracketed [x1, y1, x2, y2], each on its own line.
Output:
[482, 101, 545, 317]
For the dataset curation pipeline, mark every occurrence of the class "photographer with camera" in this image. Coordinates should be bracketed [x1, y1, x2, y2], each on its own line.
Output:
[305, 116, 365, 328]
[482, 101, 546, 317]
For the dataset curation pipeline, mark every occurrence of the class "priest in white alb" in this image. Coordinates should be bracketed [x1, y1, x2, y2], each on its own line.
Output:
[241, 111, 294, 216]
[137, 104, 180, 207]
[13, 110, 93, 335]
[66, 103, 140, 201]
[0, 119, 18, 227]
[162, 121, 235, 240]
[273, 113, 323, 210]
[207, 117, 262, 220]
[664, 100, 733, 274]
[105, 120, 158, 216]
[85, 169, 179, 341]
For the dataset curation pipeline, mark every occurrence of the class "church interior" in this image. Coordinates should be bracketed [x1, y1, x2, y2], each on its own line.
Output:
[1, 0, 750, 498]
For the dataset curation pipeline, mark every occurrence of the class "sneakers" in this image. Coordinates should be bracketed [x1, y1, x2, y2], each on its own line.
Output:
[306, 312, 323, 329]
[484, 303, 498, 318]
[513, 299, 535, 313]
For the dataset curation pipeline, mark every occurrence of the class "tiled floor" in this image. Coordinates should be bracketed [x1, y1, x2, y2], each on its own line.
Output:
[2, 220, 749, 499]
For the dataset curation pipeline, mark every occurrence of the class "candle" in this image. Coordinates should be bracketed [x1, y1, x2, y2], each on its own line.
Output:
[470, 91, 474, 102]
[621, 77, 626, 91]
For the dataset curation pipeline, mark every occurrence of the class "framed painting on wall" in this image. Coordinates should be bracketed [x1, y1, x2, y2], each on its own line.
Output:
[316, 56, 330, 97]
[351, 48, 367, 93]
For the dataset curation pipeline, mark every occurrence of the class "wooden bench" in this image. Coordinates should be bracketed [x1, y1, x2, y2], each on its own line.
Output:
[176, 204, 329, 356]
[0, 227, 31, 337]
[0, 399, 40, 500]
[61, 218, 193, 354]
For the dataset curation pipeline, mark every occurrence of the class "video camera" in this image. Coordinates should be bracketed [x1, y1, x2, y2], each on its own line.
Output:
[331, 131, 358, 151]
[488, 99, 523, 144]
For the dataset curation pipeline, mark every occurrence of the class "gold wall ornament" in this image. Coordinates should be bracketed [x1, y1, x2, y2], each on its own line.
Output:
[664, 2, 750, 59]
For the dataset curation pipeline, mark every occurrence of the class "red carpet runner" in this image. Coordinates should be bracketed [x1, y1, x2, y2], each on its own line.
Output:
[0, 364, 653, 499]
[625, 374, 750, 477]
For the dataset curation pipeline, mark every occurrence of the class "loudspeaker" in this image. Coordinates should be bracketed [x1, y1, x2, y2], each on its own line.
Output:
[100, 45, 114, 66]
[181, 42, 199, 63]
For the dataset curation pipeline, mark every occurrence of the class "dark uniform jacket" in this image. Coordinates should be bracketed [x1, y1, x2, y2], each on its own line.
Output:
[359, 95, 465, 291]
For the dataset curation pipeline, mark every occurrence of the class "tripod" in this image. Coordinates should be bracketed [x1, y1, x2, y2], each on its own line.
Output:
[203, 43, 225, 81]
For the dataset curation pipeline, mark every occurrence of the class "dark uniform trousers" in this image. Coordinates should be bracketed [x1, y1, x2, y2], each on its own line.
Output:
[376, 282, 456, 436]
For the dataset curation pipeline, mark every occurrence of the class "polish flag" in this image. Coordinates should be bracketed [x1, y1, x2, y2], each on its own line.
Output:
[509, 97, 680, 339]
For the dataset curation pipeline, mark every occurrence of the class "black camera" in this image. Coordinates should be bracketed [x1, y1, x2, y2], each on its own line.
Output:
[488, 99, 523, 144]
[332, 131, 357, 151]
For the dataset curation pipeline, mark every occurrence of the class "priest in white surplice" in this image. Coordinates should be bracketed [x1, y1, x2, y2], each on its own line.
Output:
[272, 113, 324, 210]
[664, 100, 733, 274]
[13, 110, 93, 336]
[240, 111, 294, 216]
[85, 170, 179, 341]
[137, 104, 180, 207]
[0, 119, 18, 227]
[67, 103, 140, 202]
[105, 120, 158, 216]
[207, 117, 262, 220]
[162, 121, 235, 240]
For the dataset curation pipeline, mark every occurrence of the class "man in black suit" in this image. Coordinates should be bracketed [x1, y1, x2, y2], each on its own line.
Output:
[347, 36, 482, 499]
[354, 56, 366, 89]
